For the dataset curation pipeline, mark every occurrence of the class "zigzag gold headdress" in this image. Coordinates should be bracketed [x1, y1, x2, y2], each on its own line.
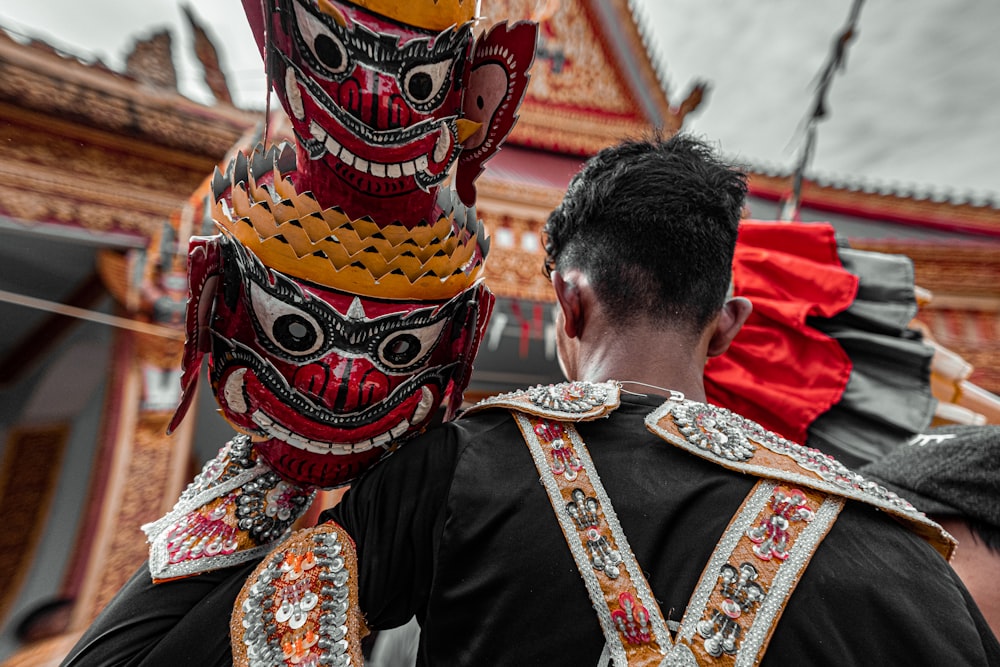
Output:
[212, 143, 489, 301]
[340, 0, 480, 31]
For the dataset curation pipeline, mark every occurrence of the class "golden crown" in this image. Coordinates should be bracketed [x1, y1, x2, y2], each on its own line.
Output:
[215, 150, 487, 301]
[342, 0, 479, 32]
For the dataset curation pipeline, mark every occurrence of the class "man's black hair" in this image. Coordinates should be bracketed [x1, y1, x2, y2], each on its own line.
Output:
[543, 134, 747, 332]
[960, 516, 1000, 555]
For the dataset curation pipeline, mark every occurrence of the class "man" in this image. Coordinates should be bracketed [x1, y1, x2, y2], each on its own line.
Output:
[232, 134, 999, 666]
[66, 135, 999, 666]
[860, 424, 1000, 636]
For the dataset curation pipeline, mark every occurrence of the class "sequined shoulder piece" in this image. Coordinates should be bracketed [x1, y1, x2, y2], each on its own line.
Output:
[645, 398, 956, 560]
[143, 435, 316, 583]
[232, 522, 367, 667]
[464, 380, 621, 421]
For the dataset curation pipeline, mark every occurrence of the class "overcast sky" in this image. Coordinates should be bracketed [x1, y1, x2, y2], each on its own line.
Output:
[1, 0, 997, 199]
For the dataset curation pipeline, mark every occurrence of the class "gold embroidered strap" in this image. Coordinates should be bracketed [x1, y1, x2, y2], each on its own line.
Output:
[232, 522, 367, 667]
[674, 480, 843, 666]
[515, 402, 849, 667]
[514, 412, 672, 666]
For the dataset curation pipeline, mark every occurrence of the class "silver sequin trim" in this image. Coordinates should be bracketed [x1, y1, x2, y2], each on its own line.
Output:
[143, 436, 316, 580]
[669, 401, 756, 462]
[517, 415, 631, 664]
[659, 643, 699, 667]
[564, 424, 673, 650]
[239, 530, 351, 667]
[142, 436, 260, 540]
[527, 382, 610, 413]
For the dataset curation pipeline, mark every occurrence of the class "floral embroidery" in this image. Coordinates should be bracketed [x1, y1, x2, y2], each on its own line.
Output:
[236, 527, 359, 667]
[696, 563, 766, 657]
[649, 398, 925, 517]
[145, 435, 317, 581]
[671, 402, 756, 462]
[561, 487, 622, 579]
[612, 592, 652, 645]
[535, 421, 581, 480]
[747, 487, 815, 561]
[164, 498, 240, 564]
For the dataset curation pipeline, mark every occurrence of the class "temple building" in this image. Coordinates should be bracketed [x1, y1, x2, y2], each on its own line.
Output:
[0, 1, 998, 663]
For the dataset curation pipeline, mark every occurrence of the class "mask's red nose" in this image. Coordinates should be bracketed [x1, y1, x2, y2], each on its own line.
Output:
[338, 69, 412, 130]
[293, 356, 390, 412]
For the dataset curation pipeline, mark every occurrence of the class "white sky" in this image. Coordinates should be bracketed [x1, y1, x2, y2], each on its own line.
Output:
[1, 0, 997, 198]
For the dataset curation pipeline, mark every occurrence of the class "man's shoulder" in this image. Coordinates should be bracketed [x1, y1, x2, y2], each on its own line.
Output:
[458, 381, 953, 558]
[766, 498, 994, 665]
[644, 397, 956, 559]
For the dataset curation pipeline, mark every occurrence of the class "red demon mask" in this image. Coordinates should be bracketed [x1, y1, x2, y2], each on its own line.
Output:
[169, 234, 493, 488]
[243, 0, 537, 224]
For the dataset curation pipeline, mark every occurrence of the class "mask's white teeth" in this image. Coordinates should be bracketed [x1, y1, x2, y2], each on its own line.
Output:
[369, 430, 393, 448]
[309, 120, 326, 142]
[286, 68, 305, 121]
[320, 126, 447, 178]
[249, 410, 412, 455]
[339, 146, 355, 167]
[325, 135, 341, 156]
[411, 386, 434, 425]
[433, 122, 450, 163]
[224, 369, 249, 415]
[390, 420, 410, 439]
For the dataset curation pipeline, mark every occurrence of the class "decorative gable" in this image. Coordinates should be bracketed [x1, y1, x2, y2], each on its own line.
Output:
[487, 0, 703, 154]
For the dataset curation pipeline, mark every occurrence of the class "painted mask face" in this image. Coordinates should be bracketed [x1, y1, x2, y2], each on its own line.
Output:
[171, 235, 493, 488]
[256, 0, 473, 223]
[244, 0, 538, 222]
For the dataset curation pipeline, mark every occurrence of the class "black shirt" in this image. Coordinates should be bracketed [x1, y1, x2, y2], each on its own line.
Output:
[323, 394, 1000, 666]
[64, 395, 1000, 666]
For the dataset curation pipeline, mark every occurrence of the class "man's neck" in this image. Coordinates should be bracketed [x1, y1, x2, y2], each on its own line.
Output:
[574, 324, 709, 403]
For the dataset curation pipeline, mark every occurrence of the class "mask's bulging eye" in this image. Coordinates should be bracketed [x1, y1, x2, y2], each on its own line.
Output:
[314, 33, 347, 72]
[401, 59, 455, 110]
[249, 283, 325, 358]
[293, 2, 350, 78]
[274, 314, 318, 353]
[383, 333, 421, 366]
[376, 319, 449, 371]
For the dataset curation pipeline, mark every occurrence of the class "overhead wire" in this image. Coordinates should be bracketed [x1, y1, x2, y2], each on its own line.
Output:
[780, 0, 866, 221]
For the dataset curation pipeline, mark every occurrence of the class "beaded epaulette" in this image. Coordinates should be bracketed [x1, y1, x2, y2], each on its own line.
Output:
[231, 522, 366, 667]
[465, 380, 621, 421]
[645, 397, 955, 559]
[143, 436, 316, 582]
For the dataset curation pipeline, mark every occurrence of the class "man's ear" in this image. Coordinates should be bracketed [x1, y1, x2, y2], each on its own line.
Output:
[706, 297, 753, 357]
[552, 269, 584, 339]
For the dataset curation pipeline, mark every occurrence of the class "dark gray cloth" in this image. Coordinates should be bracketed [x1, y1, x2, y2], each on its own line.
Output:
[859, 424, 1000, 528]
[807, 245, 937, 467]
